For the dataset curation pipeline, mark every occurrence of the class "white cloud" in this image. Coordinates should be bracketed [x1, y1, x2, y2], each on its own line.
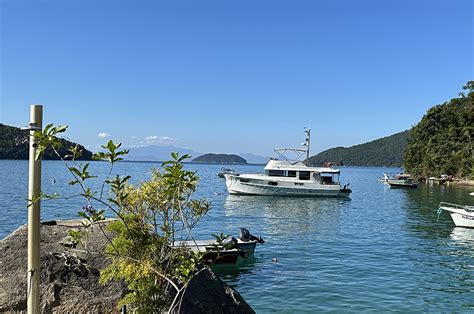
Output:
[144, 135, 177, 145]
[98, 132, 110, 138]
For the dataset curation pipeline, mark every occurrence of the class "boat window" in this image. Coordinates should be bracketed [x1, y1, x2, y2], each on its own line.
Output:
[239, 178, 250, 183]
[268, 181, 278, 186]
[288, 171, 297, 177]
[313, 173, 321, 181]
[321, 173, 336, 184]
[299, 171, 310, 180]
[268, 170, 285, 177]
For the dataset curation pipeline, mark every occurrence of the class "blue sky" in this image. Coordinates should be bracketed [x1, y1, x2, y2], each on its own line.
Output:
[1, 0, 472, 156]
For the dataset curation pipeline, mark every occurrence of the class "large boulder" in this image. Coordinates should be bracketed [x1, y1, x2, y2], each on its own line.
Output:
[0, 220, 254, 313]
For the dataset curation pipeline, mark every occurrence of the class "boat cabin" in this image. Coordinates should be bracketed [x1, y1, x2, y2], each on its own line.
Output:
[263, 160, 340, 185]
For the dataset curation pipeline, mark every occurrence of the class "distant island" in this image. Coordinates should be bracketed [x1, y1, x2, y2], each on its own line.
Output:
[308, 130, 410, 167]
[0, 124, 92, 160]
[192, 153, 247, 164]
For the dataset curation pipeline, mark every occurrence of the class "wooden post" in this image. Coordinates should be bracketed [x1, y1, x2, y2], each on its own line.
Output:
[27, 104, 42, 313]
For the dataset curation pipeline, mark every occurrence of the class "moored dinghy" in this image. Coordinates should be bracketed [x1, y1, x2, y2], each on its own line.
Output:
[175, 228, 264, 265]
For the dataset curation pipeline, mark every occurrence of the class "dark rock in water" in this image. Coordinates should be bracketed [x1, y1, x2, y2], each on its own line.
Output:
[173, 266, 254, 314]
[0, 220, 254, 313]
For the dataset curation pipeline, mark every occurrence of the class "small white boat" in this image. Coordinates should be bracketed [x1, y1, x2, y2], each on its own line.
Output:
[217, 168, 236, 178]
[387, 174, 418, 188]
[439, 202, 474, 228]
[223, 129, 352, 197]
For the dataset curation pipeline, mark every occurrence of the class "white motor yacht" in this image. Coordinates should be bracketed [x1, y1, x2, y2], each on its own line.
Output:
[223, 129, 352, 197]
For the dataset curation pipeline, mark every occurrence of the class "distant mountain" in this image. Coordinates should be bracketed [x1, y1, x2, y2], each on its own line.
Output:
[238, 153, 269, 164]
[124, 145, 202, 162]
[307, 130, 411, 167]
[192, 153, 247, 164]
[0, 124, 92, 160]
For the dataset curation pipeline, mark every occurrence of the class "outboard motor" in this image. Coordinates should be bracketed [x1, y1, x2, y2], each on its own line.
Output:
[340, 183, 352, 194]
[240, 228, 265, 244]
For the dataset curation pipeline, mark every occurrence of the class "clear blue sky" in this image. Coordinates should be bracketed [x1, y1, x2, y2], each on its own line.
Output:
[1, 0, 472, 156]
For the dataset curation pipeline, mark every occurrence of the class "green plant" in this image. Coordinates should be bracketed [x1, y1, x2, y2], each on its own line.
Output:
[34, 126, 211, 312]
[404, 81, 474, 178]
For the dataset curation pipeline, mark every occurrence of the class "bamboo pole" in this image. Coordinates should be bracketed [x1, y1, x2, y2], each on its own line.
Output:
[27, 104, 43, 313]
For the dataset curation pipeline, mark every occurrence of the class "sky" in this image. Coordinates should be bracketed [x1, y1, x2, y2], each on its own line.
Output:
[1, 0, 472, 157]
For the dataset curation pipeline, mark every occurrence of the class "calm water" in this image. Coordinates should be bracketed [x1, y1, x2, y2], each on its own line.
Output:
[1, 160, 474, 312]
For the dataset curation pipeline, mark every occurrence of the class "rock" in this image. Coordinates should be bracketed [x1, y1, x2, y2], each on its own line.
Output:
[0, 220, 125, 312]
[0, 220, 254, 313]
[174, 267, 254, 314]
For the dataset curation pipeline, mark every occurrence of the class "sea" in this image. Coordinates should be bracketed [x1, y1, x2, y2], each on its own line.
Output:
[1, 160, 474, 312]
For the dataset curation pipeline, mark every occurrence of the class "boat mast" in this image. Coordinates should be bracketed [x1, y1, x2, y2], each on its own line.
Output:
[305, 128, 310, 165]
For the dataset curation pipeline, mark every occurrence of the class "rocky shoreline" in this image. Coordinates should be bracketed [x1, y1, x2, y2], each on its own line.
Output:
[0, 220, 254, 313]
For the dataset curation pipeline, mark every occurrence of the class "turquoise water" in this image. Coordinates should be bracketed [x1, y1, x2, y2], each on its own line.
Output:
[1, 160, 474, 312]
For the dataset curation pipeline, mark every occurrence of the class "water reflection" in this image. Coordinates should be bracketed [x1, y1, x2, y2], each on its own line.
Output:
[223, 195, 347, 236]
[211, 256, 258, 283]
[450, 228, 474, 252]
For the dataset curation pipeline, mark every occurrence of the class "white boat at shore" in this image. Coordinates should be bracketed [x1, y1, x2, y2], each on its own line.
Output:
[223, 129, 352, 197]
[387, 174, 418, 188]
[439, 202, 474, 228]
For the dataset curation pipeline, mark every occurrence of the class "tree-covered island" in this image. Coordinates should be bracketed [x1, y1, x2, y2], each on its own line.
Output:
[192, 153, 248, 164]
[0, 124, 92, 160]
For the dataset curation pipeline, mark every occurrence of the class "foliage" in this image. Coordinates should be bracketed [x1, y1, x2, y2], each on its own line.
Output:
[0, 123, 92, 160]
[404, 82, 474, 178]
[34, 126, 211, 312]
[307, 130, 411, 167]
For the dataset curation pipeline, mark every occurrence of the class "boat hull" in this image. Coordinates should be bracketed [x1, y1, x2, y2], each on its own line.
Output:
[175, 238, 259, 265]
[440, 203, 474, 228]
[224, 174, 350, 197]
[387, 179, 418, 188]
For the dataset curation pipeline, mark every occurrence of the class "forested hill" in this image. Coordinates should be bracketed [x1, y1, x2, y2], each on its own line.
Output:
[404, 82, 473, 178]
[307, 130, 410, 167]
[0, 124, 92, 160]
[192, 153, 247, 164]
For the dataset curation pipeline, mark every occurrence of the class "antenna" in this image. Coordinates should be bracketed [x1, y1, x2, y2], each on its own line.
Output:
[304, 127, 311, 165]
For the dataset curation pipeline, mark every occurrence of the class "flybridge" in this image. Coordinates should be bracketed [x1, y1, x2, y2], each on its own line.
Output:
[274, 128, 311, 165]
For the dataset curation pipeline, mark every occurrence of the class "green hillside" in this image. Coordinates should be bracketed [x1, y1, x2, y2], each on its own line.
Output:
[404, 82, 473, 178]
[192, 153, 247, 164]
[0, 124, 92, 160]
[307, 130, 410, 167]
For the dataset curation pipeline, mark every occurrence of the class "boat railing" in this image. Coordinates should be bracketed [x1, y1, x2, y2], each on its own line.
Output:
[439, 202, 474, 211]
